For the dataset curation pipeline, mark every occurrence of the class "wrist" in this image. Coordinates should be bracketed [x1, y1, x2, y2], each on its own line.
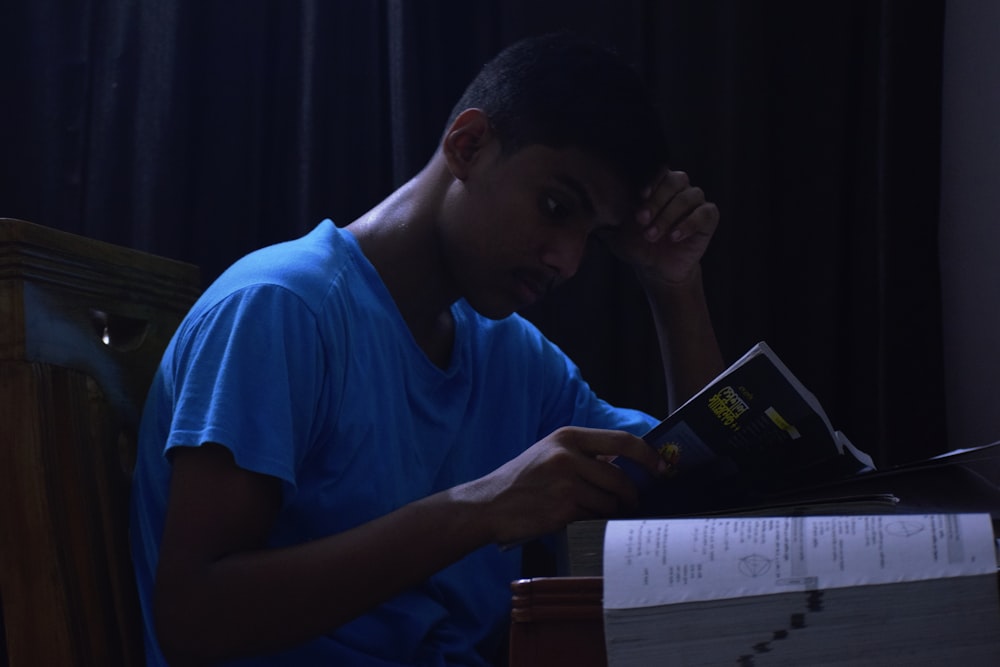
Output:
[636, 262, 705, 299]
[447, 476, 506, 546]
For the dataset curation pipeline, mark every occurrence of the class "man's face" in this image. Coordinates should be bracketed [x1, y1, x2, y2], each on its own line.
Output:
[438, 142, 632, 320]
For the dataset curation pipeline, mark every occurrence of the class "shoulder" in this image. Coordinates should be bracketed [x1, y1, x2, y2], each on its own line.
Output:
[173, 221, 382, 342]
[166, 222, 369, 370]
[201, 221, 355, 310]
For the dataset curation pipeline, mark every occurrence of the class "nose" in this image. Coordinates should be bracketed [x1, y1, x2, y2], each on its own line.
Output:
[540, 228, 588, 281]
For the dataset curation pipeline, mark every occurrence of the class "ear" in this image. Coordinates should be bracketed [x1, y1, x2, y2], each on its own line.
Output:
[441, 108, 495, 181]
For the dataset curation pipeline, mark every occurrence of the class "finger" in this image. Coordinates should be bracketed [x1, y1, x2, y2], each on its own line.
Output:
[564, 459, 642, 517]
[573, 474, 639, 518]
[639, 166, 672, 200]
[568, 428, 667, 481]
[643, 185, 706, 242]
[667, 202, 719, 243]
[637, 170, 688, 227]
[562, 427, 646, 458]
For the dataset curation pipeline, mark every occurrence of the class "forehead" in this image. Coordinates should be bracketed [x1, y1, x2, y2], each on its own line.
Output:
[500, 144, 634, 226]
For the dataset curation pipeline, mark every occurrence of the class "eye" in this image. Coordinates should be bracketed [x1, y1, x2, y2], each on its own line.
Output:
[540, 194, 572, 220]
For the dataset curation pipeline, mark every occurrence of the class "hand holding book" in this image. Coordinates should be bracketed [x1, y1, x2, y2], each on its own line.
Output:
[615, 341, 874, 514]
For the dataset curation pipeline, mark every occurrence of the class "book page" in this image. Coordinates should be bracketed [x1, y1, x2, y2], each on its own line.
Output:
[603, 513, 996, 609]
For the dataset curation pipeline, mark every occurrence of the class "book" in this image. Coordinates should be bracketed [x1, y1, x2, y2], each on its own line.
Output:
[526, 343, 1000, 664]
[557, 494, 899, 578]
[601, 513, 1000, 666]
[615, 341, 874, 515]
[560, 440, 1000, 577]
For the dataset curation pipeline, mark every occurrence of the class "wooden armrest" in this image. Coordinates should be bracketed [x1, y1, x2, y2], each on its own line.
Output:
[509, 577, 606, 667]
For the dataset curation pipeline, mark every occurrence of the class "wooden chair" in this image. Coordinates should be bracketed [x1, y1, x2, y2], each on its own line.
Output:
[509, 577, 606, 667]
[0, 219, 200, 665]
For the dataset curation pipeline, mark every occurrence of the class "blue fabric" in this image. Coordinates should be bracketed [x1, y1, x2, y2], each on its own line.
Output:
[129, 220, 657, 666]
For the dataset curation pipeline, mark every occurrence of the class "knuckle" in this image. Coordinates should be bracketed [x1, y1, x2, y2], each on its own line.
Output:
[542, 446, 579, 474]
[551, 424, 581, 442]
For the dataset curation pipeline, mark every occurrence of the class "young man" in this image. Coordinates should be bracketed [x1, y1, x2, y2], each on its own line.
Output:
[130, 33, 723, 665]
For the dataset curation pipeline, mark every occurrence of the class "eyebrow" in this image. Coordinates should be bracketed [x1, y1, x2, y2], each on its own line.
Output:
[553, 173, 624, 229]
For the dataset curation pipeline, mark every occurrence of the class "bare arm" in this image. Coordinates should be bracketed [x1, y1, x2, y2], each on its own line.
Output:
[641, 263, 724, 411]
[605, 168, 725, 411]
[154, 428, 664, 663]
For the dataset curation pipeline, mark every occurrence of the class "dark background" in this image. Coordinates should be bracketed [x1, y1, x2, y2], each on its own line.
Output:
[0, 0, 947, 467]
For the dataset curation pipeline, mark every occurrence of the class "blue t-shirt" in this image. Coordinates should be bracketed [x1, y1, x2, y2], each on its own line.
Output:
[129, 220, 657, 665]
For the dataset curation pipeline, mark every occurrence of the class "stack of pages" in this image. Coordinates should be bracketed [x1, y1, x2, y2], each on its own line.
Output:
[601, 513, 1000, 666]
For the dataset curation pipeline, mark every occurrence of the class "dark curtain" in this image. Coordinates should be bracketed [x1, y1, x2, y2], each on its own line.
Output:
[0, 0, 946, 467]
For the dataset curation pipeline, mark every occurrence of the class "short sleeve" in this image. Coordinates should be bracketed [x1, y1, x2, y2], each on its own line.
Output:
[165, 284, 329, 493]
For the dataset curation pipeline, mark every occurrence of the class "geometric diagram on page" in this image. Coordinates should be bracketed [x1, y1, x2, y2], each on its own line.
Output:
[884, 519, 926, 538]
[738, 553, 773, 578]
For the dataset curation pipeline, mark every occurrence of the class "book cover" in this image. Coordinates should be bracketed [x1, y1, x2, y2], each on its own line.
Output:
[619, 341, 874, 514]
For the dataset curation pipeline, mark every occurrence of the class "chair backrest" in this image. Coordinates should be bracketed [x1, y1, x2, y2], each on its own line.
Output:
[0, 219, 200, 666]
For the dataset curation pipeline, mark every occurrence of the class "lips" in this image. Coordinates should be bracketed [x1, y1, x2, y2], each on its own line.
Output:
[513, 270, 554, 305]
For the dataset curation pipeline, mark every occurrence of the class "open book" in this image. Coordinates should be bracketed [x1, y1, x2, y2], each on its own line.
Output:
[601, 513, 1000, 666]
[616, 341, 874, 515]
[560, 439, 1000, 577]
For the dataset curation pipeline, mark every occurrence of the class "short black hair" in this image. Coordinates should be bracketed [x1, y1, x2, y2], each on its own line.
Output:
[446, 32, 668, 192]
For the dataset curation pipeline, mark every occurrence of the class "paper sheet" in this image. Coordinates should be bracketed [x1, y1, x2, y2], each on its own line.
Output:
[603, 513, 996, 609]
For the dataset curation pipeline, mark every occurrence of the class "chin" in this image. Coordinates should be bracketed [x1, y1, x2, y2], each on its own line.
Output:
[472, 305, 518, 321]
[463, 295, 519, 321]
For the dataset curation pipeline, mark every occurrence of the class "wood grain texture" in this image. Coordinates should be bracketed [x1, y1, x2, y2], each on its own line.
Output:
[0, 219, 199, 666]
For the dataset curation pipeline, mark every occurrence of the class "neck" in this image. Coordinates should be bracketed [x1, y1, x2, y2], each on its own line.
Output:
[346, 159, 458, 367]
